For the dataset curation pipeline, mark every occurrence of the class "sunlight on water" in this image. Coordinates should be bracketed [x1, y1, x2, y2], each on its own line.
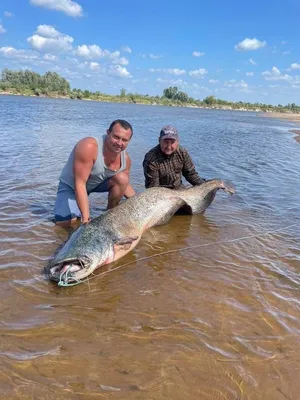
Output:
[0, 96, 300, 399]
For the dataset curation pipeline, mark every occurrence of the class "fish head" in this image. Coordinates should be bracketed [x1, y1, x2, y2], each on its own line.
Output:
[46, 226, 115, 285]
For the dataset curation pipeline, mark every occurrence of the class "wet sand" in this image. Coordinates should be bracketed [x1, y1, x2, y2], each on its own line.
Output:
[1, 97, 300, 399]
[262, 112, 300, 143]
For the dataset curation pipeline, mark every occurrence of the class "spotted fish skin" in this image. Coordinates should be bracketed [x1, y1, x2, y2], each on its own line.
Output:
[45, 179, 235, 285]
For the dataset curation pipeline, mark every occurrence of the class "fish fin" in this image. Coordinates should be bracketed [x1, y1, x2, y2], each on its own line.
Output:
[113, 236, 139, 246]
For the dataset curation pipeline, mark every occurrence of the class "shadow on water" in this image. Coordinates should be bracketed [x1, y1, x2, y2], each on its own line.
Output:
[30, 204, 49, 216]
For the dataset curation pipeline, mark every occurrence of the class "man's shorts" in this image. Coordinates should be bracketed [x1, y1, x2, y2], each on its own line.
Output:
[54, 180, 110, 222]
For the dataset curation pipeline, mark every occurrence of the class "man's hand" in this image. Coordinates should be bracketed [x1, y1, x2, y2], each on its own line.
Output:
[81, 217, 91, 225]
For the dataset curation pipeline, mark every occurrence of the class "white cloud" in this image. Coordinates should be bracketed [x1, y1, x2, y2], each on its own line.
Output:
[76, 44, 103, 58]
[290, 63, 300, 70]
[262, 67, 292, 81]
[43, 53, 58, 61]
[189, 68, 208, 78]
[27, 25, 74, 52]
[65, 56, 81, 65]
[30, 0, 83, 17]
[208, 79, 219, 84]
[4, 11, 13, 17]
[193, 84, 210, 93]
[168, 69, 185, 76]
[224, 80, 248, 89]
[246, 72, 254, 76]
[108, 65, 131, 78]
[149, 53, 162, 59]
[89, 62, 100, 71]
[149, 68, 186, 76]
[121, 45, 132, 54]
[63, 68, 80, 77]
[192, 51, 204, 57]
[75, 45, 129, 66]
[235, 38, 266, 51]
[0, 46, 39, 61]
[112, 56, 128, 65]
[281, 40, 287, 45]
[282, 51, 290, 56]
[156, 78, 188, 87]
[36, 24, 61, 38]
[249, 58, 257, 65]
[89, 61, 100, 71]
[0, 24, 6, 34]
[75, 44, 124, 63]
[175, 79, 188, 86]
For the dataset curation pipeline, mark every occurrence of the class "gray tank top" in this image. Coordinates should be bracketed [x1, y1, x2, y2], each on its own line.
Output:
[59, 135, 127, 192]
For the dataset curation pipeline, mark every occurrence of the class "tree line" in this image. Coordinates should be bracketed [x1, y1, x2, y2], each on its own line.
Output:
[0, 68, 299, 113]
[1, 69, 70, 96]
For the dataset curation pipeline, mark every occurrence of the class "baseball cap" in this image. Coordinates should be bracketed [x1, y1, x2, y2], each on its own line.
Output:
[159, 125, 179, 140]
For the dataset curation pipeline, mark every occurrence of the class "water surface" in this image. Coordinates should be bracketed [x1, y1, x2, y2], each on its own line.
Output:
[1, 96, 300, 399]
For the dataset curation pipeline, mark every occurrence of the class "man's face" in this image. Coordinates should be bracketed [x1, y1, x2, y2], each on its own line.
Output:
[106, 123, 132, 153]
[159, 138, 179, 156]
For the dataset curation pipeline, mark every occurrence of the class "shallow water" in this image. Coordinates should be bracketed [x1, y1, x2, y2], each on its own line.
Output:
[0, 96, 300, 399]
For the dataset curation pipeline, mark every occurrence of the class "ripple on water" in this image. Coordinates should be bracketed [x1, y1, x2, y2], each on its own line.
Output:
[1, 99, 300, 398]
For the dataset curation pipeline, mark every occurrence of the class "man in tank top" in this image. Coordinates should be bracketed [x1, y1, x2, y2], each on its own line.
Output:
[54, 119, 135, 228]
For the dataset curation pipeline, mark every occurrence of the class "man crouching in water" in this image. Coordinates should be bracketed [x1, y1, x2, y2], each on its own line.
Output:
[54, 119, 135, 228]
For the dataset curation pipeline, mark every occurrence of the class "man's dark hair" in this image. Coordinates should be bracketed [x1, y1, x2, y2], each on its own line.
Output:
[108, 119, 133, 136]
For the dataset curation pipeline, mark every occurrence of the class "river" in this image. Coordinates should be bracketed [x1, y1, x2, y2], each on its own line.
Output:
[1, 95, 300, 399]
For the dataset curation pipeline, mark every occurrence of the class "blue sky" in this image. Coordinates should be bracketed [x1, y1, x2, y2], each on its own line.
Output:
[0, 0, 299, 105]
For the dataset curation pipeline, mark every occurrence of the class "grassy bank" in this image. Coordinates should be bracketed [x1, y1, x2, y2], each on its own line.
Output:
[1, 68, 300, 114]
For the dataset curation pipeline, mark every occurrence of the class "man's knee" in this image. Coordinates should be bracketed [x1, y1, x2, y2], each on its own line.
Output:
[109, 172, 129, 187]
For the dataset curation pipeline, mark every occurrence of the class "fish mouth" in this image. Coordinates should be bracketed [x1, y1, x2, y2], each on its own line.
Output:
[48, 256, 93, 285]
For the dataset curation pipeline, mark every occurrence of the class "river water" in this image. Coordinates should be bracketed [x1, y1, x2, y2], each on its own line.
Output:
[1, 95, 300, 399]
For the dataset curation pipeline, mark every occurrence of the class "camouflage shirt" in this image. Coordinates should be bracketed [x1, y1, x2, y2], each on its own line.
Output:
[143, 145, 205, 189]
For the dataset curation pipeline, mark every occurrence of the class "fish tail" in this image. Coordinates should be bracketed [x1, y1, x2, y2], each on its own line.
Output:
[177, 179, 235, 214]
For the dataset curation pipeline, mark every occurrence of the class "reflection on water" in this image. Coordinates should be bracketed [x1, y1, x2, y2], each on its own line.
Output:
[0, 96, 300, 399]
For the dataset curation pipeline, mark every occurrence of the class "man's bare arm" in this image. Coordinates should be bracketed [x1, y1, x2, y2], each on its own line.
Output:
[123, 153, 136, 198]
[73, 137, 97, 223]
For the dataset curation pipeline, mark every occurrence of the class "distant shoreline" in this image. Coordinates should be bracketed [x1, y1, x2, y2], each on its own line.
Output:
[0, 90, 259, 110]
[0, 90, 256, 111]
[2, 68, 300, 115]
[0, 90, 291, 113]
[262, 112, 300, 144]
[1, 91, 300, 133]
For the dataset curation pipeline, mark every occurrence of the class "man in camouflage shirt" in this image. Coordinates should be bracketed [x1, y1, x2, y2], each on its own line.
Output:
[143, 125, 206, 189]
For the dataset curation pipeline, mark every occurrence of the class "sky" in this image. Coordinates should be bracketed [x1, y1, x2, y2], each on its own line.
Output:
[0, 0, 300, 105]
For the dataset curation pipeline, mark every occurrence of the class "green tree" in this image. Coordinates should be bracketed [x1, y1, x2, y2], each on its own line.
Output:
[175, 91, 188, 102]
[163, 86, 179, 99]
[203, 95, 217, 105]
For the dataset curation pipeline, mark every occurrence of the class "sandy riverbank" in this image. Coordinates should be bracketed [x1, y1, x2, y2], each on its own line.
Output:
[262, 112, 300, 143]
